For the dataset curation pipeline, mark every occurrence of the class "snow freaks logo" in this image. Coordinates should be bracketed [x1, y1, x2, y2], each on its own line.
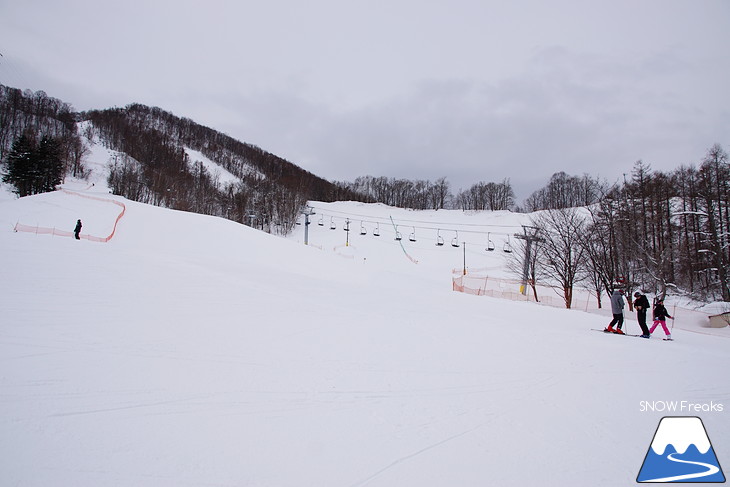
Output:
[637, 416, 726, 483]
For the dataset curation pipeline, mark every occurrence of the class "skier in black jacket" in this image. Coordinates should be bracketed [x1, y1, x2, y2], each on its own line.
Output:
[633, 292, 651, 338]
[74, 219, 82, 240]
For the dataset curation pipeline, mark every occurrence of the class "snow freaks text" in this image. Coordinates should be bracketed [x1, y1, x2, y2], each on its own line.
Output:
[639, 401, 724, 413]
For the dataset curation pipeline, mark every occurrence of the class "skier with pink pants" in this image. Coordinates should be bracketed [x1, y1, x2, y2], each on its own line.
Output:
[649, 299, 673, 340]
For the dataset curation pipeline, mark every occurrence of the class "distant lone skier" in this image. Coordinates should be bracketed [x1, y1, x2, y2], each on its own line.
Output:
[74, 219, 82, 240]
[633, 291, 651, 338]
[604, 289, 626, 334]
[649, 299, 674, 340]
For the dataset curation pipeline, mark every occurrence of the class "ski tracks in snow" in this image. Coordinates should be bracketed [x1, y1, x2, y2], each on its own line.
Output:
[348, 425, 482, 487]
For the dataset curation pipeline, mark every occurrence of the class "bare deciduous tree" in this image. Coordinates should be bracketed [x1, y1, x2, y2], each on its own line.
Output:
[531, 208, 589, 308]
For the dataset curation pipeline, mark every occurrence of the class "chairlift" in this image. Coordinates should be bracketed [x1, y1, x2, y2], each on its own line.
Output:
[344, 219, 350, 232]
[451, 231, 460, 248]
[360, 222, 367, 235]
[395, 225, 402, 241]
[409, 226, 417, 242]
[329, 217, 336, 230]
[318, 215, 324, 226]
[436, 229, 444, 246]
[373, 223, 380, 236]
[486, 232, 495, 251]
[503, 236, 513, 253]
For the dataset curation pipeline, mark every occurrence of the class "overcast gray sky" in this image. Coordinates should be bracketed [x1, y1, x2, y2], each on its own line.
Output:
[1, 0, 728, 200]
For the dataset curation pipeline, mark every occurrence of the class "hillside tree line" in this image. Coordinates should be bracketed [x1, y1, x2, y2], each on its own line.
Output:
[0, 84, 87, 195]
[85, 104, 361, 233]
[513, 150, 730, 306]
[336, 176, 515, 211]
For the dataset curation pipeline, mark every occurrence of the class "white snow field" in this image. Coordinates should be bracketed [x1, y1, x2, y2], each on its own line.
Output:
[1, 158, 728, 486]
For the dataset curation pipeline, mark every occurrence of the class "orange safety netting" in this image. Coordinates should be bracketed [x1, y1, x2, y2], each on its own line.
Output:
[13, 190, 126, 243]
[452, 274, 533, 301]
[452, 272, 590, 309]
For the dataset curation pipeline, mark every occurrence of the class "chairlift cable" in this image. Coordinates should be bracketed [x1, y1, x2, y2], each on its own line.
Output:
[310, 212, 516, 254]
[308, 206, 522, 230]
[311, 209, 517, 236]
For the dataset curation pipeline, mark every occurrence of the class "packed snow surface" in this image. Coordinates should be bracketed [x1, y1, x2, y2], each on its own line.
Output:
[1, 152, 728, 486]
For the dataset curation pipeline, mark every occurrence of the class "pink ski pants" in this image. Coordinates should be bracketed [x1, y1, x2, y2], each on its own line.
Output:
[650, 320, 670, 335]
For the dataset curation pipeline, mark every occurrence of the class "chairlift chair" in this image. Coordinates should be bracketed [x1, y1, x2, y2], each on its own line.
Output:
[409, 226, 416, 242]
[360, 222, 367, 235]
[318, 215, 324, 226]
[451, 231, 460, 248]
[373, 223, 380, 236]
[395, 225, 402, 241]
[503, 236, 512, 253]
[436, 229, 444, 246]
[329, 217, 336, 230]
[486, 232, 495, 251]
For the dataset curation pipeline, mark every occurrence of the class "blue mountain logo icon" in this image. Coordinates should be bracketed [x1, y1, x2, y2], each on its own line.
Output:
[637, 416, 725, 483]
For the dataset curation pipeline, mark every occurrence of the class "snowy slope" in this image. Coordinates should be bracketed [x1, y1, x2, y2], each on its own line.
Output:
[287, 201, 727, 336]
[184, 147, 242, 187]
[1, 145, 728, 486]
[292, 200, 529, 282]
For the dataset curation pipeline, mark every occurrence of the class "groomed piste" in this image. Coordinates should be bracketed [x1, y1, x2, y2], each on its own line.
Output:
[1, 148, 728, 486]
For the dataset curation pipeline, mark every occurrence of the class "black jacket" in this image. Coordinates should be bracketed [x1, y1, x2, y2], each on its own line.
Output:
[634, 294, 650, 313]
[653, 303, 672, 321]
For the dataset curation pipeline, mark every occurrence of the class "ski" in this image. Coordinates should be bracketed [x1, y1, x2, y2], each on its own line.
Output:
[590, 329, 671, 340]
[590, 329, 644, 337]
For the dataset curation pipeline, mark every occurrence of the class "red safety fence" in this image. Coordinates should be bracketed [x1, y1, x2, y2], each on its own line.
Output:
[452, 271, 596, 310]
[13, 190, 126, 243]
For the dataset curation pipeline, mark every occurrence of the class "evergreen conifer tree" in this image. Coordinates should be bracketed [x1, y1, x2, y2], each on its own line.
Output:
[2, 134, 64, 196]
[36, 135, 64, 193]
[2, 134, 36, 197]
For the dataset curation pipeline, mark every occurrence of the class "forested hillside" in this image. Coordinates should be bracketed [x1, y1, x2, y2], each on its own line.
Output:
[0, 84, 86, 180]
[514, 157, 730, 304]
[1, 84, 362, 233]
[83, 103, 361, 233]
